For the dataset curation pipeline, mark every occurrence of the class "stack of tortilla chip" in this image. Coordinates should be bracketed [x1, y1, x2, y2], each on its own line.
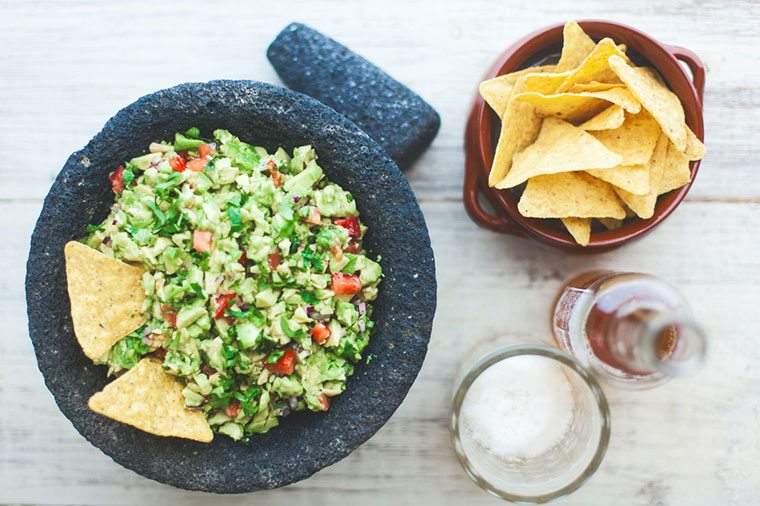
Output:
[480, 21, 705, 246]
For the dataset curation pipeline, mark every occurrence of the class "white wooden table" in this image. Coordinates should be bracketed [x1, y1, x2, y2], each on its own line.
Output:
[2, 1, 759, 504]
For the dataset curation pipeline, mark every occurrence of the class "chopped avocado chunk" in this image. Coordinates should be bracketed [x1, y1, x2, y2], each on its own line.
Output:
[313, 184, 358, 217]
[255, 288, 278, 308]
[214, 129, 260, 171]
[360, 258, 383, 285]
[174, 132, 204, 152]
[184, 127, 201, 139]
[272, 376, 305, 397]
[336, 301, 358, 327]
[218, 422, 244, 441]
[236, 322, 261, 349]
[283, 160, 323, 194]
[198, 337, 225, 372]
[176, 304, 207, 329]
[129, 153, 161, 170]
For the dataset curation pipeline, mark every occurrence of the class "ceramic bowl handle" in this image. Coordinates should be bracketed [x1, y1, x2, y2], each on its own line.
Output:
[666, 44, 705, 105]
[463, 154, 521, 235]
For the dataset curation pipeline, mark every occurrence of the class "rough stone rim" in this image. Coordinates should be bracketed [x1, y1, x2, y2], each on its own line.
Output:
[25, 80, 436, 493]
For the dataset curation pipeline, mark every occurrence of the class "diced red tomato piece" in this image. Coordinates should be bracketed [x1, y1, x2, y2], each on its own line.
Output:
[267, 348, 297, 376]
[198, 143, 215, 158]
[109, 165, 125, 193]
[317, 393, 331, 412]
[193, 230, 213, 252]
[225, 401, 241, 418]
[334, 217, 361, 238]
[271, 169, 283, 188]
[268, 250, 281, 270]
[161, 305, 177, 328]
[169, 154, 187, 172]
[238, 251, 248, 265]
[331, 273, 362, 295]
[187, 157, 207, 172]
[305, 207, 321, 225]
[214, 292, 236, 319]
[344, 241, 361, 254]
[311, 323, 331, 345]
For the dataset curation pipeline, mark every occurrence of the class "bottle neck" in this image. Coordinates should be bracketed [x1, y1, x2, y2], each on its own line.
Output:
[605, 308, 707, 377]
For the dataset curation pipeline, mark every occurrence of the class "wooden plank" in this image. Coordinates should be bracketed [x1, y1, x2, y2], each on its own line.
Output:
[5, 198, 760, 505]
[1, 1, 759, 202]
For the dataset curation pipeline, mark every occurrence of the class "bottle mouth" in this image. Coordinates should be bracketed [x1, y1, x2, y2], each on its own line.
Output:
[641, 313, 707, 377]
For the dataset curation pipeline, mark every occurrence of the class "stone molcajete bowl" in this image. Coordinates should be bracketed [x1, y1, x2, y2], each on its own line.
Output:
[25, 80, 436, 493]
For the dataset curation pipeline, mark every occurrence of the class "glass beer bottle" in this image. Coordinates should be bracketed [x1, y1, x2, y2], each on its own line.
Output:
[552, 271, 707, 389]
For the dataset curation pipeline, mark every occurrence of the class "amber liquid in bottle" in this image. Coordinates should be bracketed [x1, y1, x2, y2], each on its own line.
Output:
[552, 271, 706, 388]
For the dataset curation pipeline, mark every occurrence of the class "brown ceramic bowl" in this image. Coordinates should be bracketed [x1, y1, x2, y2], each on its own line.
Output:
[463, 20, 705, 251]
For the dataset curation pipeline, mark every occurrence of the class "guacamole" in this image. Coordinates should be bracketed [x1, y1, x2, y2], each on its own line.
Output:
[84, 128, 382, 440]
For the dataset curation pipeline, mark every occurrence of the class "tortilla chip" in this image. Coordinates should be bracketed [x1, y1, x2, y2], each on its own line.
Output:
[556, 38, 628, 92]
[613, 133, 669, 218]
[561, 217, 591, 246]
[614, 188, 655, 219]
[514, 87, 641, 123]
[658, 141, 693, 194]
[496, 117, 622, 189]
[608, 56, 688, 152]
[598, 217, 623, 230]
[683, 125, 706, 160]
[557, 21, 597, 72]
[591, 112, 660, 165]
[570, 81, 625, 92]
[480, 65, 556, 117]
[517, 172, 626, 219]
[522, 71, 572, 95]
[64, 241, 146, 361]
[583, 88, 641, 114]
[488, 76, 544, 186]
[480, 78, 516, 118]
[89, 358, 213, 442]
[512, 93, 606, 123]
[587, 163, 650, 195]
[579, 105, 625, 131]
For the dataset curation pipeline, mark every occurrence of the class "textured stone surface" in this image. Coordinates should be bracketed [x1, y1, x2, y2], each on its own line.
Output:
[267, 23, 440, 170]
[25, 80, 436, 493]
